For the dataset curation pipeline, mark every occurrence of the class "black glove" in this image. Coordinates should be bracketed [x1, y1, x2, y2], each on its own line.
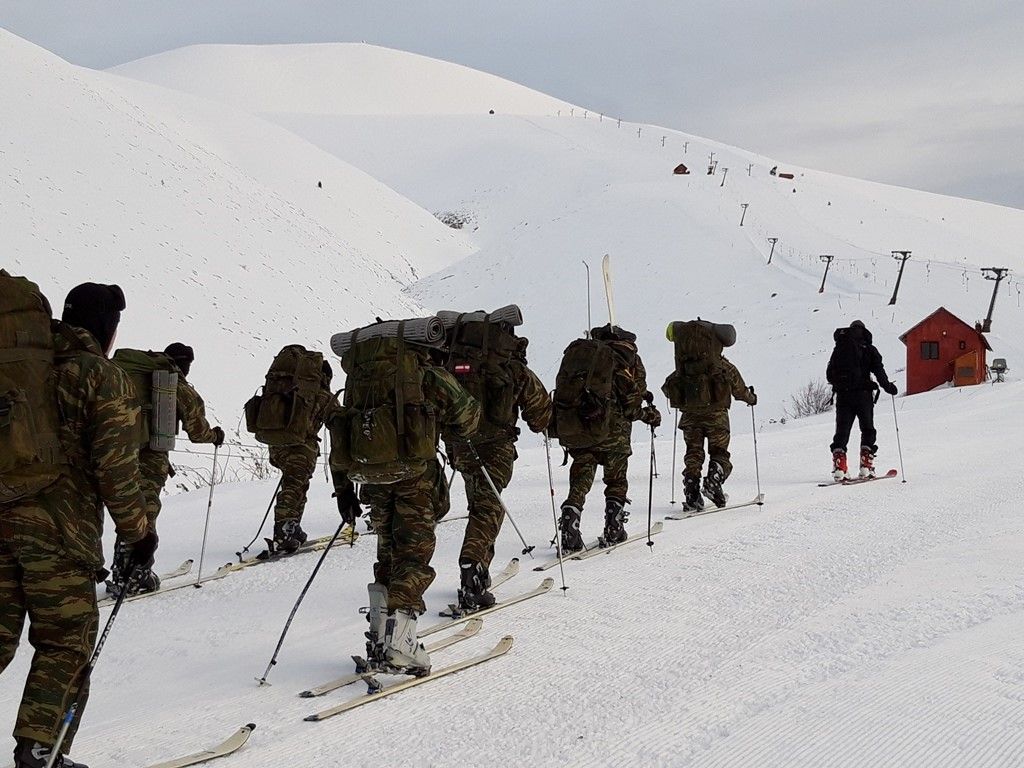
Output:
[334, 483, 362, 527]
[746, 387, 758, 406]
[127, 530, 159, 571]
[211, 426, 225, 447]
[641, 405, 662, 428]
[883, 382, 898, 396]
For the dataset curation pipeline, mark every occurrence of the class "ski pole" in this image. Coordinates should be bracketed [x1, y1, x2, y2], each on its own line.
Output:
[194, 445, 219, 587]
[542, 432, 568, 593]
[646, 424, 656, 549]
[257, 520, 348, 686]
[462, 440, 536, 558]
[891, 394, 907, 483]
[750, 395, 763, 504]
[670, 409, 679, 504]
[47, 566, 140, 767]
[237, 476, 282, 561]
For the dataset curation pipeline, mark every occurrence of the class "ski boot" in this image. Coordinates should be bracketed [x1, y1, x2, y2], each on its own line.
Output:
[832, 449, 849, 482]
[271, 519, 308, 555]
[601, 497, 629, 546]
[682, 475, 704, 513]
[382, 609, 431, 676]
[14, 738, 88, 768]
[358, 582, 389, 671]
[702, 461, 728, 508]
[457, 561, 495, 613]
[559, 504, 585, 554]
[859, 446, 876, 479]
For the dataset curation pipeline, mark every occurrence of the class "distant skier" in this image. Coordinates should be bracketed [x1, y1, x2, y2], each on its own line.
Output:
[826, 320, 898, 480]
[551, 324, 659, 553]
[662, 320, 756, 512]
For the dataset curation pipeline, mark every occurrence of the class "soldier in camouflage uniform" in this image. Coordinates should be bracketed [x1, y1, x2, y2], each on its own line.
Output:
[109, 343, 223, 595]
[0, 282, 156, 768]
[268, 360, 337, 553]
[447, 335, 551, 611]
[678, 357, 756, 510]
[333, 354, 479, 675]
[561, 325, 660, 552]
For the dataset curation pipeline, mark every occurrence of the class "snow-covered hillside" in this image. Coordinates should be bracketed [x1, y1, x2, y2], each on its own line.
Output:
[1, 30, 471, 436]
[110, 43, 574, 116]
[112, 43, 1024, 422]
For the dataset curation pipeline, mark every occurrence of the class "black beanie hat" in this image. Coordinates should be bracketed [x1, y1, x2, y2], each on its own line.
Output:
[62, 283, 126, 353]
[164, 343, 195, 376]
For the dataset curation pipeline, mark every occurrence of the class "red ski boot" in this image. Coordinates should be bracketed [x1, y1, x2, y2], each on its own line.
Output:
[832, 449, 848, 481]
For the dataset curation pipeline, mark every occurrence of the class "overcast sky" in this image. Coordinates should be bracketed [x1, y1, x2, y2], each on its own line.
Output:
[3, 1, 1022, 209]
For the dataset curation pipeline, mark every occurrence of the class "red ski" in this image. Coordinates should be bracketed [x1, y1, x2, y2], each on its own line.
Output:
[819, 468, 898, 487]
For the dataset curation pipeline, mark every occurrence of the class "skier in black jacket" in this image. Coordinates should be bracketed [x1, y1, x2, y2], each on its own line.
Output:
[826, 320, 898, 480]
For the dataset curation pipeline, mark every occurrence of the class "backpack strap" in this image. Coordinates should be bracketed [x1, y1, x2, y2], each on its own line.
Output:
[395, 321, 406, 438]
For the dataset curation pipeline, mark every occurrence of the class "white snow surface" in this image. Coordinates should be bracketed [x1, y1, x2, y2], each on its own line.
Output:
[2, 32, 1024, 767]
[111, 43, 574, 117]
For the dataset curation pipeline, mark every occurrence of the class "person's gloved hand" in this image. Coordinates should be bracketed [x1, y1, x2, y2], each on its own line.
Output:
[746, 387, 758, 406]
[883, 382, 898, 396]
[640, 405, 662, 428]
[334, 483, 362, 527]
[127, 530, 159, 571]
[211, 426, 225, 447]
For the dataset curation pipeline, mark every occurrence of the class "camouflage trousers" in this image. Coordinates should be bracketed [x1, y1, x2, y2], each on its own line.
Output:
[0, 533, 97, 750]
[361, 461, 444, 614]
[269, 443, 319, 525]
[563, 448, 631, 510]
[456, 441, 516, 572]
[680, 410, 732, 479]
[138, 448, 172, 530]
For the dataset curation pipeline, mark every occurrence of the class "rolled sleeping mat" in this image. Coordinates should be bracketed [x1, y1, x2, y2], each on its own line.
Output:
[436, 304, 524, 330]
[331, 315, 446, 356]
[666, 320, 737, 347]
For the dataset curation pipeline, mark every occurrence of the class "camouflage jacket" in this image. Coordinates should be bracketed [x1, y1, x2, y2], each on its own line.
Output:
[609, 340, 649, 430]
[176, 376, 218, 443]
[9, 326, 149, 567]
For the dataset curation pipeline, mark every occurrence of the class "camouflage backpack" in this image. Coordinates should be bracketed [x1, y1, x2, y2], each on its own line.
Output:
[446, 318, 519, 439]
[662, 320, 734, 410]
[245, 345, 324, 446]
[0, 270, 67, 504]
[549, 338, 616, 451]
[111, 349, 179, 452]
[328, 331, 438, 485]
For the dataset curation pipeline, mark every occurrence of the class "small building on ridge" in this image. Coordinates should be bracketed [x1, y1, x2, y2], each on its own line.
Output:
[899, 307, 991, 395]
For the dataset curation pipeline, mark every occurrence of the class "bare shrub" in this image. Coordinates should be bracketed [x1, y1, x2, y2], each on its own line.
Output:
[786, 380, 833, 419]
[434, 210, 476, 230]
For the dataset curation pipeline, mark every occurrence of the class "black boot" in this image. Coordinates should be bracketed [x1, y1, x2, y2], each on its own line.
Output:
[272, 519, 307, 554]
[559, 504, 584, 554]
[457, 561, 496, 612]
[702, 462, 728, 508]
[683, 475, 704, 512]
[601, 497, 629, 545]
[14, 738, 88, 768]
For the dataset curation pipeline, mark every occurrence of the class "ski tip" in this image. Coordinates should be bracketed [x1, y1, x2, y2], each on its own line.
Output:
[303, 714, 319, 722]
[532, 565, 545, 572]
[540, 577, 555, 590]
[244, 723, 257, 732]
[298, 691, 314, 698]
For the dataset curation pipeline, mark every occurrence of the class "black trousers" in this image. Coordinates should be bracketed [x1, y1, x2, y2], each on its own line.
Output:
[830, 389, 877, 454]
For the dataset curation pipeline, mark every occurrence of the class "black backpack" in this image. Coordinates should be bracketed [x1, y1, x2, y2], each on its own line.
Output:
[445, 318, 519, 438]
[549, 338, 616, 451]
[827, 327, 865, 392]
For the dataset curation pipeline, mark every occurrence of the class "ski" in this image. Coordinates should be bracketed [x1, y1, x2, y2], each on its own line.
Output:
[228, 527, 358, 572]
[299, 619, 484, 698]
[304, 637, 513, 722]
[570, 521, 664, 561]
[533, 522, 664, 570]
[97, 559, 194, 607]
[819, 468, 898, 487]
[421, 578, 554, 638]
[665, 494, 765, 520]
[601, 253, 616, 326]
[144, 723, 256, 768]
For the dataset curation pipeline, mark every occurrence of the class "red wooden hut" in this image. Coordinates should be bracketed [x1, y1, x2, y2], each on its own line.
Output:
[899, 307, 991, 395]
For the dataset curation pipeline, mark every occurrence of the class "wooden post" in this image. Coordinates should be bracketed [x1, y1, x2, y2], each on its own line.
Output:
[818, 255, 835, 293]
[721, 168, 729, 187]
[661, 135, 666, 147]
[683, 141, 689, 153]
[739, 202, 748, 225]
[888, 250, 912, 305]
[981, 267, 1009, 332]
[637, 127, 642, 137]
[747, 163, 754, 176]
[767, 237, 778, 264]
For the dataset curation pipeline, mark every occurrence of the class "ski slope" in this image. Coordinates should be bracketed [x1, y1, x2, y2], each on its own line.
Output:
[2, 33, 1024, 767]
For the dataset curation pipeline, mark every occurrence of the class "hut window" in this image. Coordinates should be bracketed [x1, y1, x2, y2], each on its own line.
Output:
[920, 341, 939, 360]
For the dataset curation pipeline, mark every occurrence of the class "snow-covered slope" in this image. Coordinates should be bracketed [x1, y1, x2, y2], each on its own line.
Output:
[111, 43, 574, 116]
[111, 43, 1024, 420]
[1, 31, 471, 434]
